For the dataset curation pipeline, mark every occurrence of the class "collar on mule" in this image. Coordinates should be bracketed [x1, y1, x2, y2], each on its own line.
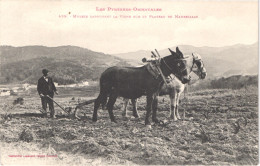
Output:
[146, 60, 169, 87]
[146, 61, 161, 79]
[144, 50, 171, 86]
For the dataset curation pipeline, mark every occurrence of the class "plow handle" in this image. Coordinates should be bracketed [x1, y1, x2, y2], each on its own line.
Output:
[46, 95, 69, 114]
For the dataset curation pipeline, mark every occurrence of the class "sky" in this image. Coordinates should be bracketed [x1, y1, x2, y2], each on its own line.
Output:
[0, 0, 258, 54]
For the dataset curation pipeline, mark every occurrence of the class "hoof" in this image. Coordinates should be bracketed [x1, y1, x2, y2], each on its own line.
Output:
[122, 112, 127, 117]
[92, 117, 97, 122]
[133, 114, 140, 119]
[169, 117, 178, 121]
[188, 117, 194, 121]
[122, 116, 129, 120]
[111, 120, 117, 123]
[152, 118, 160, 123]
[146, 125, 152, 129]
[159, 120, 168, 127]
[169, 114, 174, 119]
[169, 114, 178, 121]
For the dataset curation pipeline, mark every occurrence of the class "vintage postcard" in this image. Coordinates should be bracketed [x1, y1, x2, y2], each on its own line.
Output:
[0, 0, 258, 165]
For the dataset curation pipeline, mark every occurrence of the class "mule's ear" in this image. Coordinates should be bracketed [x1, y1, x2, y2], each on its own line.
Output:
[168, 48, 175, 55]
[169, 48, 180, 59]
[176, 47, 184, 58]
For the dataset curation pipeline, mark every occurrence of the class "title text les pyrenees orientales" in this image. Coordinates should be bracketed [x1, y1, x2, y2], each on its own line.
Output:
[95, 7, 198, 18]
[96, 7, 162, 12]
[69, 7, 198, 19]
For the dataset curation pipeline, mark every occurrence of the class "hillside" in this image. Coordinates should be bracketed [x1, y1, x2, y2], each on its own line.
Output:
[0, 46, 130, 84]
[113, 43, 258, 78]
[0, 45, 118, 65]
[0, 43, 258, 84]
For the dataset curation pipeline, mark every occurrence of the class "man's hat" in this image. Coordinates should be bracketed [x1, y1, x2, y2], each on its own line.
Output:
[42, 69, 49, 74]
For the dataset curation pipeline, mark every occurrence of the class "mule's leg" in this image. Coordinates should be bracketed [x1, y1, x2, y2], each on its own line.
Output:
[169, 94, 173, 119]
[122, 98, 129, 117]
[132, 99, 139, 118]
[145, 95, 153, 126]
[107, 92, 118, 123]
[101, 97, 107, 110]
[169, 91, 178, 121]
[73, 107, 80, 119]
[176, 92, 181, 119]
[152, 95, 159, 123]
[92, 94, 106, 122]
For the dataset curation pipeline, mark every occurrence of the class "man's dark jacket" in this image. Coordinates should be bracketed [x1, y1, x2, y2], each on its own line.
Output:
[37, 77, 57, 96]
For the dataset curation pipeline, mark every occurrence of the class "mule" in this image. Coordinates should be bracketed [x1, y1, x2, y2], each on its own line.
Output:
[92, 47, 191, 126]
[122, 52, 207, 121]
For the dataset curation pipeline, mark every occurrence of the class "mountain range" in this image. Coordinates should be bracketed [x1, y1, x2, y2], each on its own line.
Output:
[0, 45, 129, 84]
[113, 43, 258, 78]
[0, 43, 258, 84]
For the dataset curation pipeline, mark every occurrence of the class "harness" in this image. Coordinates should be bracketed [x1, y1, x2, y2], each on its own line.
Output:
[145, 50, 188, 86]
[145, 56, 187, 86]
[146, 61, 161, 79]
[146, 59, 169, 89]
[144, 50, 205, 87]
[144, 50, 170, 86]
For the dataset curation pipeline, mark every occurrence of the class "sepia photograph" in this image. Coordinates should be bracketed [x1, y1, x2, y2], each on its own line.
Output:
[0, 0, 258, 165]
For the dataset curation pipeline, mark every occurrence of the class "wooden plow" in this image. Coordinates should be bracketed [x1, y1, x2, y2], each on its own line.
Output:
[73, 98, 96, 119]
[40, 95, 96, 120]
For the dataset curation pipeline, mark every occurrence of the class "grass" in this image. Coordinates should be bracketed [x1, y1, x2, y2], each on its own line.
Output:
[0, 85, 258, 165]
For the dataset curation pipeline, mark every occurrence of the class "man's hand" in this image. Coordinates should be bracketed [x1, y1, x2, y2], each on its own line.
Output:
[40, 94, 44, 97]
[55, 91, 59, 95]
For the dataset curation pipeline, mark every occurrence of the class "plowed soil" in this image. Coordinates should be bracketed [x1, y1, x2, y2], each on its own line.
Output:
[0, 86, 258, 165]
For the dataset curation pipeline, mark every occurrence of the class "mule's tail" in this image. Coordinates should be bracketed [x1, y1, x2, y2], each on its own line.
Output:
[96, 67, 116, 110]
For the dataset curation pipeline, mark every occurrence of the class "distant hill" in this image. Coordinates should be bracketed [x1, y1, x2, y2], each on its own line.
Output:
[210, 75, 258, 89]
[0, 45, 130, 84]
[113, 43, 258, 78]
[189, 75, 258, 91]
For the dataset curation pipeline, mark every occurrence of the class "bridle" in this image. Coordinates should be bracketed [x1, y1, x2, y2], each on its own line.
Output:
[163, 53, 206, 82]
[189, 53, 207, 81]
[192, 54, 205, 74]
[161, 56, 193, 79]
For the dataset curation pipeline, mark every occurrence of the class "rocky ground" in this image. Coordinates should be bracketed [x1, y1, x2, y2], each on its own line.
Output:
[0, 86, 258, 165]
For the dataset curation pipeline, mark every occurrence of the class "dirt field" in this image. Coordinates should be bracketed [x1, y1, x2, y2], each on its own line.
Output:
[0, 85, 258, 165]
